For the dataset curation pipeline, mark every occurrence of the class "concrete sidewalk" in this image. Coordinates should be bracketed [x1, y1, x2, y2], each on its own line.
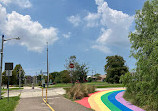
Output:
[20, 87, 65, 98]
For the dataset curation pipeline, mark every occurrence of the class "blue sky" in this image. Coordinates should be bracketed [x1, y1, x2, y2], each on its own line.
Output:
[0, 0, 146, 76]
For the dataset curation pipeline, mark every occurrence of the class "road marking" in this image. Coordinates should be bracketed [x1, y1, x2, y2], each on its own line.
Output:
[43, 98, 55, 111]
[88, 88, 125, 111]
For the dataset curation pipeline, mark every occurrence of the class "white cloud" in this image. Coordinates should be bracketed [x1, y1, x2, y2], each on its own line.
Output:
[0, 4, 6, 26]
[87, 0, 134, 53]
[95, 0, 104, 5]
[67, 15, 81, 27]
[98, 1, 133, 30]
[96, 28, 112, 44]
[62, 32, 71, 38]
[84, 13, 100, 27]
[92, 44, 111, 54]
[67, 0, 134, 54]
[0, 0, 32, 8]
[0, 4, 58, 52]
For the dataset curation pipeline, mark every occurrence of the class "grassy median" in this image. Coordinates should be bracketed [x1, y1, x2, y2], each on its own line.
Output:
[2, 88, 23, 91]
[48, 82, 123, 88]
[0, 96, 20, 111]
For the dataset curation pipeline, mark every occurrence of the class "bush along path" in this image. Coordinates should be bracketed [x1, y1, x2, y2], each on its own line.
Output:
[75, 88, 145, 111]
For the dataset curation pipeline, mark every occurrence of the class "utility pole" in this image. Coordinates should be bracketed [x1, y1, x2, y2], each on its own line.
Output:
[36, 72, 37, 85]
[45, 42, 49, 103]
[19, 67, 22, 88]
[0, 35, 4, 99]
[47, 42, 49, 88]
[0, 35, 20, 97]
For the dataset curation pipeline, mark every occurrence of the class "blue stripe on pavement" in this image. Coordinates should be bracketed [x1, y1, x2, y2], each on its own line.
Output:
[108, 90, 133, 111]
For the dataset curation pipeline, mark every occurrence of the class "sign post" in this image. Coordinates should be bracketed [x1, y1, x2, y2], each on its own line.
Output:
[5, 63, 13, 102]
[69, 63, 74, 84]
[69, 63, 74, 69]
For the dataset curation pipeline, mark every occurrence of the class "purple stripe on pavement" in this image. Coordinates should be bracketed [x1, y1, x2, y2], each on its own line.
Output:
[115, 91, 145, 111]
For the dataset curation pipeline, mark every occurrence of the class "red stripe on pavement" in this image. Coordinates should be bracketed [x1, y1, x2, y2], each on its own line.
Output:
[75, 91, 101, 108]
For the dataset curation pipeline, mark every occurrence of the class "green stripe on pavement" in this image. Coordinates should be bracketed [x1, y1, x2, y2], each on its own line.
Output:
[101, 91, 121, 111]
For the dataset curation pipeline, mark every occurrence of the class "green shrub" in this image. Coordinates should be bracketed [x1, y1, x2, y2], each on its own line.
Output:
[121, 72, 158, 110]
[54, 76, 61, 83]
[87, 77, 93, 82]
[66, 84, 95, 100]
[124, 0, 158, 110]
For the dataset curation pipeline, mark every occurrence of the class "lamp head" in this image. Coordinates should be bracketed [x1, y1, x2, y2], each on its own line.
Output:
[16, 37, 20, 40]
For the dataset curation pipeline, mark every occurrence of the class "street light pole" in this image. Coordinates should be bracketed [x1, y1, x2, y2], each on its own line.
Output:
[0, 35, 4, 99]
[36, 72, 37, 85]
[45, 42, 49, 103]
[47, 42, 49, 88]
[0, 35, 20, 99]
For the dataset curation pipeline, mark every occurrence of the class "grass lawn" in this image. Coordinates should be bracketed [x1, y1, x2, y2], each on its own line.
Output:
[85, 81, 109, 85]
[41, 83, 73, 88]
[0, 96, 20, 111]
[2, 88, 23, 91]
[95, 84, 123, 88]
[47, 82, 123, 88]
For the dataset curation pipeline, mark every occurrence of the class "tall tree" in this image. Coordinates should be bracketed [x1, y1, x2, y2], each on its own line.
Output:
[65, 55, 78, 83]
[120, 0, 158, 110]
[2, 64, 25, 85]
[65, 56, 88, 83]
[65, 55, 78, 71]
[49, 72, 60, 82]
[75, 63, 88, 83]
[60, 70, 71, 83]
[105, 55, 128, 83]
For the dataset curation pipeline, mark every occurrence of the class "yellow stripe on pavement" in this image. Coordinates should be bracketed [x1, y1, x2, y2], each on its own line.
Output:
[88, 88, 124, 111]
[43, 98, 55, 111]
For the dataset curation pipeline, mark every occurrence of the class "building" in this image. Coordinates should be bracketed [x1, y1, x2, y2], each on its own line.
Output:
[87, 74, 107, 82]
[98, 75, 106, 82]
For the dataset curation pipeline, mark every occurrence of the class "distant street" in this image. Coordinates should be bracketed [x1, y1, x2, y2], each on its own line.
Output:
[2, 87, 65, 98]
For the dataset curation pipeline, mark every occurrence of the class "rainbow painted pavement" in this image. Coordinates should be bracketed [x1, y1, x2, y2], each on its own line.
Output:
[75, 88, 145, 111]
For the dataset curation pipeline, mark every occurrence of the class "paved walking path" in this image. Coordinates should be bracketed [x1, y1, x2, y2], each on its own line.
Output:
[14, 87, 91, 111]
[15, 97, 50, 111]
[45, 95, 92, 111]
[76, 88, 145, 111]
[3, 87, 139, 111]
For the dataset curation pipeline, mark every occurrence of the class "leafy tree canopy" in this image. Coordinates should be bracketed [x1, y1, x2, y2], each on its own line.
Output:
[65, 55, 89, 83]
[120, 0, 158, 110]
[105, 55, 128, 83]
[60, 70, 71, 83]
[2, 64, 25, 85]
